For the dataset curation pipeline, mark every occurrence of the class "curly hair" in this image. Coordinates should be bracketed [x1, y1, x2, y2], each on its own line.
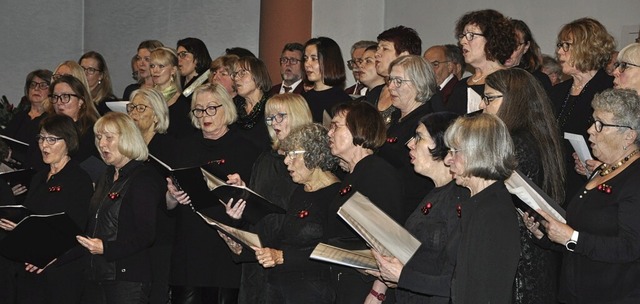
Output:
[280, 123, 339, 172]
[592, 89, 640, 146]
[377, 26, 422, 56]
[557, 18, 616, 72]
[455, 9, 517, 65]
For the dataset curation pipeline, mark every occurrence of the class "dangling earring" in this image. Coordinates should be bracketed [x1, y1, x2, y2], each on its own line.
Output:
[624, 145, 628, 150]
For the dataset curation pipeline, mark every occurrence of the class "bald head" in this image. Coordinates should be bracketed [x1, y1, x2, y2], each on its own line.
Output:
[423, 45, 454, 85]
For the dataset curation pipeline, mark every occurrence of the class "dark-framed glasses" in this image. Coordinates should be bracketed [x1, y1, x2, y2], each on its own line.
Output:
[613, 61, 640, 73]
[82, 66, 101, 75]
[556, 42, 573, 52]
[49, 93, 79, 104]
[285, 150, 306, 159]
[482, 94, 503, 105]
[279, 57, 301, 65]
[387, 76, 413, 87]
[430, 60, 450, 67]
[265, 112, 287, 125]
[126, 103, 151, 113]
[29, 81, 49, 90]
[177, 51, 191, 59]
[593, 119, 633, 133]
[36, 134, 64, 145]
[192, 105, 223, 118]
[457, 32, 484, 41]
[347, 59, 364, 70]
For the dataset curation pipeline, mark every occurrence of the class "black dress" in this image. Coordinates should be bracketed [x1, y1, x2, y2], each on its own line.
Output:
[302, 87, 352, 123]
[260, 183, 341, 304]
[451, 181, 520, 304]
[377, 99, 437, 222]
[170, 130, 260, 290]
[396, 181, 470, 304]
[446, 78, 484, 115]
[550, 69, 613, 202]
[17, 162, 94, 304]
[364, 84, 397, 126]
[232, 94, 271, 150]
[3, 110, 48, 170]
[167, 95, 198, 138]
[326, 154, 403, 304]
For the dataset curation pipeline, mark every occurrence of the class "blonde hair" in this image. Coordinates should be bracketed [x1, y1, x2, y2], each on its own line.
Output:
[265, 93, 312, 149]
[94, 112, 148, 161]
[557, 18, 616, 72]
[190, 83, 238, 128]
[130, 88, 169, 134]
[150, 47, 182, 91]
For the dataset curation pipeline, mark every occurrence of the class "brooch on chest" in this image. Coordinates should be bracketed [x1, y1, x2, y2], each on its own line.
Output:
[207, 159, 226, 165]
[48, 185, 62, 192]
[421, 202, 433, 215]
[339, 184, 352, 196]
[597, 183, 612, 194]
[385, 137, 398, 144]
[108, 192, 120, 200]
[456, 204, 462, 218]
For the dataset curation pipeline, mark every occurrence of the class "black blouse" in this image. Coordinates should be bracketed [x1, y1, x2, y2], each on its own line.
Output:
[302, 87, 352, 123]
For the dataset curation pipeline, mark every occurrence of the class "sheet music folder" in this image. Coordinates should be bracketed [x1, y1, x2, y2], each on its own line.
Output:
[0, 212, 82, 268]
[505, 170, 566, 224]
[0, 205, 32, 223]
[310, 242, 377, 270]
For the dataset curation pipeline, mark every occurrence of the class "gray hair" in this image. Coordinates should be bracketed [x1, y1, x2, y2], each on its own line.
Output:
[351, 40, 377, 55]
[130, 88, 170, 134]
[389, 55, 438, 102]
[592, 88, 640, 146]
[280, 123, 339, 172]
[618, 43, 640, 65]
[444, 113, 517, 180]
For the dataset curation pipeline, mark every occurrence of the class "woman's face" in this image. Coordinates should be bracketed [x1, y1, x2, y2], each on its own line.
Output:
[136, 48, 152, 79]
[28, 76, 49, 104]
[328, 112, 355, 160]
[613, 56, 640, 94]
[459, 23, 487, 66]
[388, 65, 418, 111]
[233, 65, 258, 97]
[177, 46, 197, 80]
[194, 91, 227, 138]
[96, 129, 129, 168]
[407, 123, 440, 178]
[128, 94, 157, 135]
[444, 144, 469, 188]
[479, 84, 504, 114]
[375, 40, 398, 77]
[504, 30, 529, 68]
[266, 105, 290, 141]
[80, 57, 102, 90]
[284, 150, 313, 185]
[38, 130, 68, 166]
[210, 67, 235, 95]
[54, 65, 72, 78]
[587, 109, 630, 164]
[52, 83, 83, 121]
[556, 35, 579, 76]
[358, 49, 381, 87]
[150, 58, 177, 89]
[304, 44, 322, 84]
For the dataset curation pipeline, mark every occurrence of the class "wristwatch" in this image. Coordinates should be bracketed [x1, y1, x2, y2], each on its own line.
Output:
[565, 230, 579, 252]
[370, 289, 386, 301]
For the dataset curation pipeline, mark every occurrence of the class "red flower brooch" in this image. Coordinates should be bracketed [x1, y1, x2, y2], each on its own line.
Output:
[386, 137, 398, 143]
[456, 204, 462, 218]
[208, 159, 225, 165]
[108, 192, 120, 200]
[421, 202, 433, 215]
[597, 183, 612, 194]
[339, 184, 352, 196]
[48, 186, 62, 192]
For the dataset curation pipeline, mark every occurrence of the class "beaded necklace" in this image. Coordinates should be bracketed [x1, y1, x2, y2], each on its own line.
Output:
[556, 81, 589, 130]
[598, 149, 640, 176]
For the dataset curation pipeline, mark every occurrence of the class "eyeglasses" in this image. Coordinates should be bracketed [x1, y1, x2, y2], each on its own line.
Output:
[192, 105, 223, 118]
[285, 150, 306, 159]
[265, 112, 287, 125]
[387, 76, 413, 87]
[447, 148, 463, 157]
[82, 66, 101, 75]
[149, 63, 167, 69]
[430, 60, 450, 67]
[280, 57, 301, 65]
[613, 61, 640, 73]
[29, 81, 49, 90]
[407, 133, 424, 145]
[36, 134, 64, 145]
[347, 59, 364, 70]
[457, 32, 484, 41]
[482, 94, 503, 105]
[556, 42, 572, 52]
[49, 93, 79, 104]
[232, 69, 250, 79]
[592, 119, 633, 133]
[126, 103, 151, 113]
[177, 51, 191, 59]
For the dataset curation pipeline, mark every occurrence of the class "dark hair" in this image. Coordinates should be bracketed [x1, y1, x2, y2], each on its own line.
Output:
[177, 37, 213, 75]
[485, 68, 566, 203]
[24, 69, 52, 97]
[138, 40, 164, 51]
[511, 19, 543, 72]
[225, 47, 256, 58]
[282, 42, 304, 54]
[48, 75, 99, 138]
[377, 26, 422, 56]
[419, 112, 460, 161]
[78, 51, 116, 105]
[444, 44, 466, 72]
[455, 9, 517, 65]
[0, 140, 9, 161]
[237, 56, 272, 92]
[333, 102, 386, 150]
[304, 37, 346, 87]
[40, 114, 80, 156]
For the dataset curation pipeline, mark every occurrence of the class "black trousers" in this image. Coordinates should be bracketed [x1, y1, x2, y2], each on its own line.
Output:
[170, 285, 239, 304]
[84, 280, 150, 304]
[264, 270, 335, 304]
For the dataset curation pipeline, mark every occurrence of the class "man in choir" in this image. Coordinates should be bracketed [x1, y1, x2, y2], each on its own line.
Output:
[424, 45, 459, 104]
[345, 40, 377, 96]
[268, 43, 305, 96]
